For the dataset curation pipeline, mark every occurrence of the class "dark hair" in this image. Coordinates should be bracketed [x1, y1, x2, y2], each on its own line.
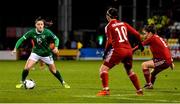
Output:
[35, 16, 45, 24]
[144, 24, 156, 34]
[35, 16, 53, 27]
[106, 8, 118, 19]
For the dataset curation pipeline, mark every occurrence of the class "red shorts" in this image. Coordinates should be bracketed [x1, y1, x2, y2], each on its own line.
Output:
[103, 48, 133, 69]
[153, 58, 172, 70]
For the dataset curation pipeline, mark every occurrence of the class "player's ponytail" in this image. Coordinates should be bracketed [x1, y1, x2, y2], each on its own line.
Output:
[44, 20, 53, 28]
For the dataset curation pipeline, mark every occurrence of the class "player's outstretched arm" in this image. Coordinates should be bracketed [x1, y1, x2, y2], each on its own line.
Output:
[132, 46, 139, 53]
[132, 42, 144, 53]
[11, 36, 26, 55]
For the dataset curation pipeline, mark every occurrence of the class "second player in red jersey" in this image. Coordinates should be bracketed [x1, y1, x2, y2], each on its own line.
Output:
[133, 25, 174, 89]
[96, 8, 144, 96]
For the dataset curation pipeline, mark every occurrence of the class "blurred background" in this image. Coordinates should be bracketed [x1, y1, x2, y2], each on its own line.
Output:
[0, 0, 179, 60]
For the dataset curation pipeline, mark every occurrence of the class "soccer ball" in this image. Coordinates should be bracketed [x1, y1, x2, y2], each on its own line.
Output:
[24, 79, 35, 89]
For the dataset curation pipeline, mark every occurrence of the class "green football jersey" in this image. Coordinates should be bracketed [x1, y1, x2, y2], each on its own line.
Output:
[15, 28, 59, 56]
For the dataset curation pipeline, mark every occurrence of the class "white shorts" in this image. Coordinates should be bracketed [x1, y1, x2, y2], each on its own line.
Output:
[28, 53, 54, 65]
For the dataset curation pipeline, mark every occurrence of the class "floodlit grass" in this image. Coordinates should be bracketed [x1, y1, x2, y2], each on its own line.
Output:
[0, 60, 179, 103]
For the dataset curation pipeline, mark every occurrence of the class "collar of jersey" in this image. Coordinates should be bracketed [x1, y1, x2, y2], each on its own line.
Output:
[35, 28, 44, 34]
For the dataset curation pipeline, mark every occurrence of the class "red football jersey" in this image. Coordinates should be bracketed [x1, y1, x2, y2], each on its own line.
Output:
[142, 34, 172, 60]
[105, 19, 141, 53]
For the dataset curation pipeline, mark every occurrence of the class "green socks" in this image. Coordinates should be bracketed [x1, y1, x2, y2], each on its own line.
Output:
[53, 70, 64, 84]
[22, 69, 29, 82]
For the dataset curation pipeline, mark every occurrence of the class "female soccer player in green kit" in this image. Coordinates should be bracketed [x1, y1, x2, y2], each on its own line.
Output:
[12, 17, 70, 89]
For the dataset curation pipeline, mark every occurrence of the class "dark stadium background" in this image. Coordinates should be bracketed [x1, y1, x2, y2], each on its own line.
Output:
[0, 0, 177, 29]
[0, 0, 179, 49]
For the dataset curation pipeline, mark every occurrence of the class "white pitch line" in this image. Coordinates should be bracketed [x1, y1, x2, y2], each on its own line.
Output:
[74, 94, 180, 103]
[111, 96, 180, 103]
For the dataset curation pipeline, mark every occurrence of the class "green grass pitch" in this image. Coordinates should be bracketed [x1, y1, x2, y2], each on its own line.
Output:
[0, 60, 180, 103]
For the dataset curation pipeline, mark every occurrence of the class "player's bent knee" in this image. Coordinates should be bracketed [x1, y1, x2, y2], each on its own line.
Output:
[141, 62, 147, 69]
[100, 65, 109, 74]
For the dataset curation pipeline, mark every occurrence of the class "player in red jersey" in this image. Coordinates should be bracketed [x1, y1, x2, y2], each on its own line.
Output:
[133, 25, 174, 89]
[96, 8, 144, 96]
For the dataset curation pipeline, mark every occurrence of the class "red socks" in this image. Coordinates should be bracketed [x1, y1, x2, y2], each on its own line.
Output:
[100, 70, 142, 91]
[129, 72, 141, 91]
[143, 69, 151, 84]
[100, 72, 108, 89]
